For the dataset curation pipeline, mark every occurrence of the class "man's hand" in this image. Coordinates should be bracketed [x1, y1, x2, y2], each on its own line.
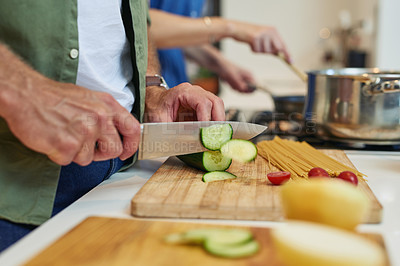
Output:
[184, 45, 255, 94]
[144, 83, 225, 122]
[0, 44, 140, 167]
[219, 62, 255, 93]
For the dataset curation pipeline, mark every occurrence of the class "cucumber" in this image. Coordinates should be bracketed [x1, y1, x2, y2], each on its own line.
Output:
[177, 151, 232, 172]
[164, 228, 253, 245]
[164, 233, 191, 244]
[220, 139, 257, 163]
[185, 228, 253, 245]
[164, 228, 259, 259]
[200, 124, 233, 150]
[202, 171, 237, 183]
[204, 239, 260, 259]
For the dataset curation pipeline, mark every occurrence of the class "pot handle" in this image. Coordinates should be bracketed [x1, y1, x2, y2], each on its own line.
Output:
[362, 78, 400, 95]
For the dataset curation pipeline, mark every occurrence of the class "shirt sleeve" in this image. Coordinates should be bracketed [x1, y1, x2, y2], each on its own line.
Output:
[146, 1, 151, 25]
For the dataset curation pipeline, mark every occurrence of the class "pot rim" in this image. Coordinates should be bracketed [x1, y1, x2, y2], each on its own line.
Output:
[307, 68, 400, 79]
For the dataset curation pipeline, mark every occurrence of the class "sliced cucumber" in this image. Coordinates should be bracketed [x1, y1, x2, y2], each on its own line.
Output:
[165, 228, 253, 245]
[164, 233, 191, 244]
[186, 228, 253, 245]
[204, 239, 260, 259]
[220, 139, 257, 163]
[202, 171, 237, 183]
[200, 124, 233, 150]
[177, 151, 232, 172]
[164, 228, 259, 259]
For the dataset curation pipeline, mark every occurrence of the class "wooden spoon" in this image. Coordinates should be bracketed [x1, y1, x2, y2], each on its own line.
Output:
[277, 52, 308, 83]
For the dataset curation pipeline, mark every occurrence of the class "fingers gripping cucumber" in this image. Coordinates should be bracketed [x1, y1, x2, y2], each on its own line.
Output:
[177, 151, 232, 172]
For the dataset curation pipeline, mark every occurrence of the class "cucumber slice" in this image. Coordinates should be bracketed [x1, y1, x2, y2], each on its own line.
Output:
[165, 228, 259, 259]
[177, 151, 232, 172]
[220, 139, 257, 163]
[164, 233, 190, 244]
[204, 239, 260, 259]
[164, 228, 252, 245]
[200, 124, 233, 150]
[202, 171, 237, 183]
[185, 228, 253, 245]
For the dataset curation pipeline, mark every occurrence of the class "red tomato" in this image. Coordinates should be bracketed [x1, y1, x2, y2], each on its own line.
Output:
[308, 167, 330, 178]
[337, 171, 358, 186]
[267, 171, 291, 185]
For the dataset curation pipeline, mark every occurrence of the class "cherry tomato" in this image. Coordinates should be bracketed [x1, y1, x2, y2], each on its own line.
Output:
[308, 167, 330, 178]
[337, 171, 358, 186]
[267, 171, 291, 185]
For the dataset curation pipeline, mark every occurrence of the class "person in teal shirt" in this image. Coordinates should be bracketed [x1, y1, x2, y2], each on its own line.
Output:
[0, 0, 225, 252]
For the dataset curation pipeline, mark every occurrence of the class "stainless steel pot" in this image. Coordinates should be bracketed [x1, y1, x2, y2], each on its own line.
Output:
[304, 68, 400, 143]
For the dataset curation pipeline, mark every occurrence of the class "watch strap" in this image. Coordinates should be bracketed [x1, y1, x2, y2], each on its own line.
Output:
[146, 74, 169, 89]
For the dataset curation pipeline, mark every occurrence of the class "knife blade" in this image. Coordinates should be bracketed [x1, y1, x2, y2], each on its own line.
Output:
[138, 121, 267, 160]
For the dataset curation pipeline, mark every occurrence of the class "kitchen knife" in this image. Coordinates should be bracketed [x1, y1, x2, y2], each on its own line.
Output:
[138, 121, 267, 160]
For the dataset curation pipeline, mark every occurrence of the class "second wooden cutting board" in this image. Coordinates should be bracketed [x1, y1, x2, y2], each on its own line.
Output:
[131, 150, 382, 223]
[25, 217, 389, 266]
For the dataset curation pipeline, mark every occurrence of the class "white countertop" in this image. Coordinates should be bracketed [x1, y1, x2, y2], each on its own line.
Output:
[0, 150, 399, 266]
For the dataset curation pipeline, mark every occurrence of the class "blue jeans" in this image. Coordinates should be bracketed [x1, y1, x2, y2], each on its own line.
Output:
[0, 158, 125, 253]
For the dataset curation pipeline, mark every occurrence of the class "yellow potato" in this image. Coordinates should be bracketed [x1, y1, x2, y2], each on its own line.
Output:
[280, 178, 369, 230]
[271, 221, 385, 266]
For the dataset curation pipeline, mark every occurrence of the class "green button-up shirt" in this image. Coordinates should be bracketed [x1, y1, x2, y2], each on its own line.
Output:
[0, 0, 148, 225]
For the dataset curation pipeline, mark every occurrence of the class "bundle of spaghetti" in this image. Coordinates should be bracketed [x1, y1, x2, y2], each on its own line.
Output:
[257, 136, 366, 180]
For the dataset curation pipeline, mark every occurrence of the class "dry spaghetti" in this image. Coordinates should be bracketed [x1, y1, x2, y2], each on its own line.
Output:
[257, 136, 365, 180]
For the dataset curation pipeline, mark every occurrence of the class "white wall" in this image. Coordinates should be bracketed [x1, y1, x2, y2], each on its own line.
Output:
[376, 0, 400, 69]
[219, 0, 379, 112]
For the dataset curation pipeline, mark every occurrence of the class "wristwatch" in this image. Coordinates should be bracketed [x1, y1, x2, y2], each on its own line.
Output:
[145, 74, 169, 89]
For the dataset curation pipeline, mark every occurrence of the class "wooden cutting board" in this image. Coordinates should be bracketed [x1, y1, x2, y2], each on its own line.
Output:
[131, 150, 382, 223]
[25, 216, 389, 266]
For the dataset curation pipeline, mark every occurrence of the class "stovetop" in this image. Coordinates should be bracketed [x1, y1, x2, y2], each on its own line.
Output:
[242, 110, 400, 152]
